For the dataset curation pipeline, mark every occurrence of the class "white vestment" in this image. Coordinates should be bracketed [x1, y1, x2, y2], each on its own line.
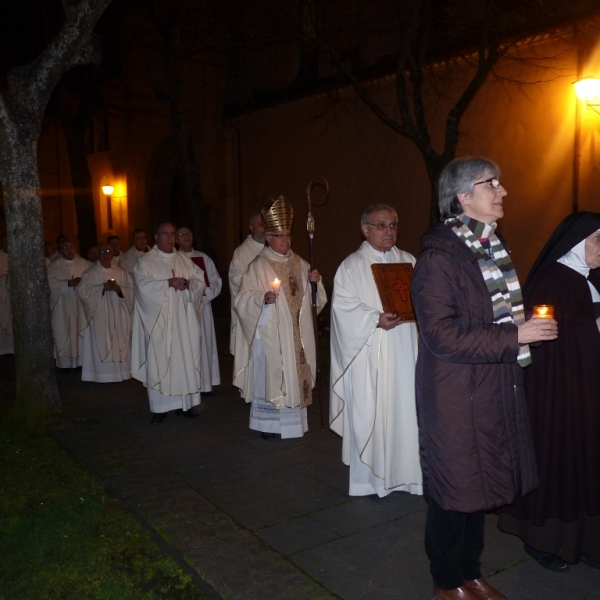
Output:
[233, 248, 327, 438]
[47, 255, 91, 368]
[180, 250, 222, 391]
[77, 262, 134, 383]
[119, 245, 151, 275]
[131, 247, 206, 413]
[0, 250, 13, 355]
[228, 236, 265, 354]
[330, 241, 423, 497]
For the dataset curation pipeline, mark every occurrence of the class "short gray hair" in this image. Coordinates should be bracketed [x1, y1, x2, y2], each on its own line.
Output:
[360, 204, 398, 225]
[438, 157, 500, 219]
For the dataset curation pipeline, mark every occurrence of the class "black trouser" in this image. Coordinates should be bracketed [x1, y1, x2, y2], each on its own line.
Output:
[425, 498, 485, 590]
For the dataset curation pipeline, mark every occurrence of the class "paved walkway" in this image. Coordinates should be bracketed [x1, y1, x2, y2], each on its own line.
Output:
[48, 361, 600, 600]
[3, 351, 599, 599]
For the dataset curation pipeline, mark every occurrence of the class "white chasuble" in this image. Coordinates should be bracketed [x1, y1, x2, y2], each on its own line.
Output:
[330, 241, 423, 497]
[233, 248, 326, 438]
[77, 262, 134, 382]
[180, 250, 222, 391]
[0, 250, 13, 355]
[131, 247, 206, 413]
[120, 245, 150, 275]
[47, 255, 91, 368]
[228, 236, 265, 355]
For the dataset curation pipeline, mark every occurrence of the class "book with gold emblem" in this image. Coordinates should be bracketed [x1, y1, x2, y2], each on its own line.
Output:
[370, 263, 416, 321]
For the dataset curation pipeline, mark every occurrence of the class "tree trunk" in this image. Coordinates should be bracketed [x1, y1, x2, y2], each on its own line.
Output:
[0, 0, 114, 429]
[3, 149, 60, 427]
[421, 152, 449, 225]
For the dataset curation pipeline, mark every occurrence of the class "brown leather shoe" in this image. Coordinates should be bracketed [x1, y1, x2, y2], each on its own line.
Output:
[464, 578, 507, 600]
[433, 585, 478, 599]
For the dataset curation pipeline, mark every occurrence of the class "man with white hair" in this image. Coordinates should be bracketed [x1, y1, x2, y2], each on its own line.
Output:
[330, 204, 422, 498]
[78, 244, 134, 382]
[47, 239, 90, 369]
[228, 212, 265, 355]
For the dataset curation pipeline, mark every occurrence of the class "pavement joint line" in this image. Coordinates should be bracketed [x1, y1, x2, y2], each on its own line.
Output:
[249, 532, 344, 600]
[51, 428, 224, 600]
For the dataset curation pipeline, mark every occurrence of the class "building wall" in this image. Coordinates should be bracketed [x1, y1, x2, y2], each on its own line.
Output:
[230, 31, 600, 288]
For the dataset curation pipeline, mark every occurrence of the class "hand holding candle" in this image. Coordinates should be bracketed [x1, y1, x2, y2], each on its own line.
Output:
[265, 278, 280, 304]
[517, 306, 558, 344]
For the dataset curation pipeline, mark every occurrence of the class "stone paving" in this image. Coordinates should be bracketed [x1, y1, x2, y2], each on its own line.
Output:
[47, 365, 600, 600]
[3, 349, 600, 599]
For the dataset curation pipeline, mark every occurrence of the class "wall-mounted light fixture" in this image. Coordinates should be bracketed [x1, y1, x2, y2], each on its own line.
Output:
[574, 77, 600, 113]
[102, 185, 115, 230]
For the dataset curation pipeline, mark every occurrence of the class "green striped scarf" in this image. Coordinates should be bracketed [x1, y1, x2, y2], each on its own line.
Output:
[445, 215, 531, 367]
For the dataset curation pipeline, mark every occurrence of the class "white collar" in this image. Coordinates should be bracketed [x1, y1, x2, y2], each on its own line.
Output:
[557, 233, 599, 278]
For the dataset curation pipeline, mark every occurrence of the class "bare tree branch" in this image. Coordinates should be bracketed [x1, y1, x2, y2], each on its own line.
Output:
[7, 0, 110, 118]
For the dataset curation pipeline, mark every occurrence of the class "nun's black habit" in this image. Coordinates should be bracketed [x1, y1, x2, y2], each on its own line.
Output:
[498, 211, 600, 565]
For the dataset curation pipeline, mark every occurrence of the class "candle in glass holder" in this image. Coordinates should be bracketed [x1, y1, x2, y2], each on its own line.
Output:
[533, 304, 554, 319]
[270, 278, 281, 293]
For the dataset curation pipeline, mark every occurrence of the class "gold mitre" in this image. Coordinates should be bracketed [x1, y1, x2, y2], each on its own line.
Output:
[261, 195, 294, 232]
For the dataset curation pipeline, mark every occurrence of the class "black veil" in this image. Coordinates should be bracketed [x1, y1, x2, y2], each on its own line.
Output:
[524, 211, 600, 295]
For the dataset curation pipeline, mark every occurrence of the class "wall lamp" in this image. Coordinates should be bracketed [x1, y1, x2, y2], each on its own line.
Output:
[574, 77, 600, 113]
[102, 185, 115, 230]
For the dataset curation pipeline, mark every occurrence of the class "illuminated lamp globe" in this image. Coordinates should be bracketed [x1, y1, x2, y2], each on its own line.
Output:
[102, 185, 115, 196]
[574, 77, 600, 102]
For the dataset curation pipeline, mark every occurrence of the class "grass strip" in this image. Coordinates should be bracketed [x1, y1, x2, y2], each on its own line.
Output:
[0, 423, 209, 600]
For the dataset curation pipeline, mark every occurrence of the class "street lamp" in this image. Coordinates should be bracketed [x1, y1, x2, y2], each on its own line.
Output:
[571, 76, 600, 214]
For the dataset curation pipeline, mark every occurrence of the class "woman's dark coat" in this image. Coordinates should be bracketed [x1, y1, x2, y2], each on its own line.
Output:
[412, 223, 538, 513]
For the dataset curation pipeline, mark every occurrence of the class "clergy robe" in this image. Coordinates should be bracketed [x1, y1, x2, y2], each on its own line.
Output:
[180, 250, 222, 391]
[77, 261, 134, 382]
[47, 255, 91, 368]
[330, 241, 422, 497]
[120, 245, 151, 274]
[233, 247, 326, 438]
[228, 236, 265, 354]
[0, 249, 13, 355]
[131, 247, 206, 413]
[498, 264, 600, 563]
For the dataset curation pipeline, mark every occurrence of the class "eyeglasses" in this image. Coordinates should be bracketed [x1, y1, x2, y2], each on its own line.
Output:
[365, 222, 398, 231]
[157, 232, 176, 237]
[267, 233, 292, 239]
[176, 232, 192, 238]
[474, 178, 502, 189]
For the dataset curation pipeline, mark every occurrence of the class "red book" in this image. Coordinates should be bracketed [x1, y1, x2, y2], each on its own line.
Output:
[190, 256, 210, 287]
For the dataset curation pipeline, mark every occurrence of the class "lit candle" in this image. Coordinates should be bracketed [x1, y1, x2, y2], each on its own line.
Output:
[533, 305, 554, 319]
[270, 278, 281, 293]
